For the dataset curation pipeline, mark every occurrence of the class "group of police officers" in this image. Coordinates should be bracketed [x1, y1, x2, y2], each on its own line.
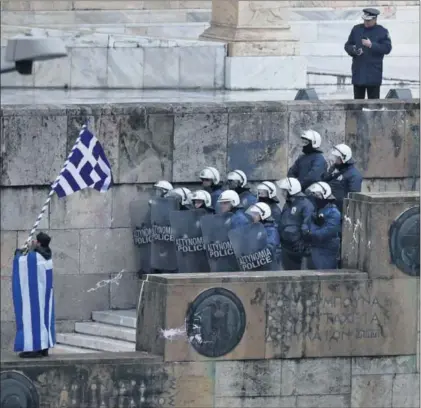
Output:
[131, 129, 363, 273]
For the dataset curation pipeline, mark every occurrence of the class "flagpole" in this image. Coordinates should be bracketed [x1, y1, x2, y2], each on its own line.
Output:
[22, 127, 85, 253]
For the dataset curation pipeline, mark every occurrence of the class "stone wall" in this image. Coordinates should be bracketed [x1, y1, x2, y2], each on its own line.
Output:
[0, 99, 419, 349]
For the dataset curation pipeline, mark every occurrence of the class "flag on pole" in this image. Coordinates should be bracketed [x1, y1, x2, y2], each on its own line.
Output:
[53, 127, 113, 198]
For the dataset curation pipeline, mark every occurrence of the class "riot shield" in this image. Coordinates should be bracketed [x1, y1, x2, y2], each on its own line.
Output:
[150, 196, 179, 271]
[129, 197, 152, 275]
[200, 213, 239, 272]
[228, 223, 278, 272]
[170, 209, 210, 273]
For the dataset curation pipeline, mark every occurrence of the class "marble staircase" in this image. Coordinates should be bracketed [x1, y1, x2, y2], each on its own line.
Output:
[54, 309, 137, 354]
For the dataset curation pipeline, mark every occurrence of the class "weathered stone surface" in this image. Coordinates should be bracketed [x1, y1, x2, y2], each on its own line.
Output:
[0, 231, 17, 276]
[109, 271, 140, 310]
[80, 228, 137, 274]
[351, 375, 393, 408]
[287, 109, 346, 167]
[1, 115, 67, 186]
[50, 188, 112, 229]
[362, 177, 419, 193]
[0, 187, 49, 230]
[281, 358, 351, 396]
[0, 320, 15, 350]
[118, 112, 173, 183]
[54, 273, 109, 320]
[297, 395, 350, 408]
[352, 355, 418, 375]
[1, 277, 14, 321]
[227, 112, 288, 180]
[215, 396, 297, 408]
[392, 374, 420, 408]
[345, 110, 407, 178]
[404, 108, 420, 178]
[172, 113, 228, 182]
[18, 230, 80, 275]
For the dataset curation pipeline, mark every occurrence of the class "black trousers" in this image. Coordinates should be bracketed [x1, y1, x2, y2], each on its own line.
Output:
[353, 85, 381, 100]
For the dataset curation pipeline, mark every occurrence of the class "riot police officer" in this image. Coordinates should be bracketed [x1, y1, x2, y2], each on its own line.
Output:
[322, 144, 363, 213]
[276, 177, 314, 270]
[226, 169, 257, 209]
[246, 202, 280, 263]
[199, 166, 223, 209]
[303, 182, 342, 270]
[257, 181, 282, 229]
[287, 130, 327, 191]
[217, 190, 250, 229]
[190, 190, 214, 214]
[154, 180, 173, 197]
[167, 187, 192, 210]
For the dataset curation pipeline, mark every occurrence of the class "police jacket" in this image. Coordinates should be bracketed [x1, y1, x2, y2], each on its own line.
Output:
[344, 23, 392, 86]
[236, 187, 258, 210]
[279, 193, 314, 249]
[263, 220, 281, 251]
[322, 160, 363, 212]
[308, 203, 341, 251]
[209, 185, 223, 209]
[230, 207, 251, 229]
[288, 148, 327, 191]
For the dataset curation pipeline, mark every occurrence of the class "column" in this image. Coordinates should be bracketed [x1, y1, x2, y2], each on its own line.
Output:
[199, 0, 307, 90]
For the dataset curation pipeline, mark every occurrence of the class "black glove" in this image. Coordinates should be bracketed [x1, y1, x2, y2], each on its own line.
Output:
[313, 214, 325, 227]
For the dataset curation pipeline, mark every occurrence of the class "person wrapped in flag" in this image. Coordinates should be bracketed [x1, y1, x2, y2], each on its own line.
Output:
[12, 125, 112, 358]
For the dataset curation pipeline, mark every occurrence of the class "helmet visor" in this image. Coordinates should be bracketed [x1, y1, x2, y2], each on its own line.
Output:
[257, 189, 269, 198]
[300, 137, 311, 146]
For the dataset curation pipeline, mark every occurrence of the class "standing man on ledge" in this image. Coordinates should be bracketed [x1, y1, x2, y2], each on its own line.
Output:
[344, 8, 392, 99]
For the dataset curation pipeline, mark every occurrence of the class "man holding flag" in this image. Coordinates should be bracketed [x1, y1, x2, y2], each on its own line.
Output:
[13, 125, 112, 358]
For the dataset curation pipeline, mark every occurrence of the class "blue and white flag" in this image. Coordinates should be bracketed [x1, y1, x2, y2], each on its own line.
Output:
[53, 126, 112, 198]
[13, 252, 55, 352]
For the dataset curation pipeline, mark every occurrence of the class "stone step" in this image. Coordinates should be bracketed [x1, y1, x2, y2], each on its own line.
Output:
[57, 333, 135, 352]
[50, 344, 100, 354]
[92, 310, 137, 329]
[75, 322, 136, 343]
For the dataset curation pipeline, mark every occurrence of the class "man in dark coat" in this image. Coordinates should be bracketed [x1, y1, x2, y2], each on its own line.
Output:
[344, 8, 392, 99]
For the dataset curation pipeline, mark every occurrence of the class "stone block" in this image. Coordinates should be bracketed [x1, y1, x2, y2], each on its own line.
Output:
[0, 320, 15, 351]
[111, 184, 153, 228]
[1, 277, 14, 321]
[215, 45, 226, 88]
[54, 273, 110, 320]
[118, 112, 173, 183]
[107, 48, 144, 88]
[50, 188, 112, 229]
[109, 271, 140, 310]
[287, 109, 346, 168]
[79, 228, 137, 274]
[352, 356, 418, 375]
[215, 396, 297, 408]
[143, 47, 180, 88]
[297, 395, 350, 408]
[70, 48, 108, 88]
[405, 108, 420, 178]
[33, 56, 71, 87]
[179, 46, 217, 88]
[265, 277, 418, 358]
[0, 47, 34, 87]
[0, 187, 49, 231]
[345, 109, 407, 178]
[392, 374, 420, 408]
[281, 358, 351, 396]
[351, 375, 393, 408]
[1, 231, 17, 276]
[172, 113, 228, 182]
[342, 192, 420, 279]
[17, 230, 80, 275]
[227, 112, 288, 181]
[1, 115, 67, 185]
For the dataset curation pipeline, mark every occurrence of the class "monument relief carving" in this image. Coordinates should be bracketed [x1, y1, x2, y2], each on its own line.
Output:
[1, 371, 39, 408]
[186, 287, 246, 358]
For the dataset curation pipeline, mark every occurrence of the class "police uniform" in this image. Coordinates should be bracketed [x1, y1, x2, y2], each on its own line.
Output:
[344, 8, 392, 99]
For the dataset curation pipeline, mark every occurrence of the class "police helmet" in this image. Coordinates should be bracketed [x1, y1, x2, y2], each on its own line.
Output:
[331, 144, 352, 163]
[199, 166, 220, 185]
[154, 180, 173, 192]
[301, 129, 322, 149]
[257, 181, 278, 200]
[191, 190, 212, 208]
[217, 190, 240, 207]
[227, 170, 247, 188]
[168, 187, 191, 206]
[246, 202, 272, 221]
[306, 182, 333, 200]
[276, 177, 301, 196]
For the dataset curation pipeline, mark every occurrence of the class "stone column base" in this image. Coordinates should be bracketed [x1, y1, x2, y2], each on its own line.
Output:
[225, 55, 307, 90]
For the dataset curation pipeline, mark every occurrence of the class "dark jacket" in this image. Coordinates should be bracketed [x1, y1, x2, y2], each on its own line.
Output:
[279, 193, 314, 252]
[288, 149, 327, 191]
[230, 207, 251, 229]
[34, 246, 52, 260]
[344, 23, 392, 86]
[237, 188, 258, 210]
[209, 185, 223, 210]
[307, 203, 341, 270]
[322, 160, 363, 212]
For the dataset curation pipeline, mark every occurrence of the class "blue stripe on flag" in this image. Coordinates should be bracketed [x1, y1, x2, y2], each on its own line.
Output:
[50, 290, 56, 345]
[80, 162, 94, 185]
[44, 268, 53, 347]
[12, 255, 23, 352]
[62, 168, 81, 193]
[28, 252, 41, 351]
[69, 148, 83, 168]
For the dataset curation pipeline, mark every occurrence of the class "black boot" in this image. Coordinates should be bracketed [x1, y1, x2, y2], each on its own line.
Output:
[41, 349, 49, 357]
[19, 351, 43, 358]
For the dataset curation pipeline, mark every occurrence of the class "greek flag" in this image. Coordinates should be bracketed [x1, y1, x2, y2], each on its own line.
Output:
[54, 127, 112, 198]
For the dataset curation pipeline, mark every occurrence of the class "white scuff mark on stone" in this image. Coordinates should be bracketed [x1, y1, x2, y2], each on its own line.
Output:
[362, 107, 386, 111]
[343, 214, 353, 227]
[86, 269, 125, 292]
[368, 240, 371, 249]
[352, 219, 363, 244]
[160, 325, 186, 340]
